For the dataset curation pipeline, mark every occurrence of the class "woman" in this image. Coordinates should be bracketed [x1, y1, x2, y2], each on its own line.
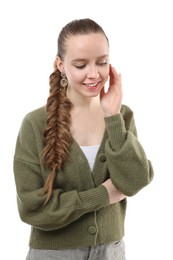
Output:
[13, 18, 154, 260]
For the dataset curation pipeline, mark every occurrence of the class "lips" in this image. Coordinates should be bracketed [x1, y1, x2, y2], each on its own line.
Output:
[83, 81, 101, 89]
[85, 83, 98, 87]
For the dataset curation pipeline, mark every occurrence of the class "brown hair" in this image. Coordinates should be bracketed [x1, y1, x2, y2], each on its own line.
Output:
[42, 18, 108, 204]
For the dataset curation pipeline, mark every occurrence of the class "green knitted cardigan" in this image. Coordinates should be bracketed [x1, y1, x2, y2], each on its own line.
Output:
[13, 104, 154, 249]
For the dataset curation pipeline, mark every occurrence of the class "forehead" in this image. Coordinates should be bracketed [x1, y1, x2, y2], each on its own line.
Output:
[64, 33, 109, 59]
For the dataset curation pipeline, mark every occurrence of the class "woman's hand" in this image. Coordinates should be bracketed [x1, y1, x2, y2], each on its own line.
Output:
[100, 64, 123, 117]
[102, 178, 126, 204]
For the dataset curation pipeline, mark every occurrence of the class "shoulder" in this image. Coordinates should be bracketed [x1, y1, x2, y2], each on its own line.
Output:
[20, 106, 46, 132]
[24, 106, 46, 121]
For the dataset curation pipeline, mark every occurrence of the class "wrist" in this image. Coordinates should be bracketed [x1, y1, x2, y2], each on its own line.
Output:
[104, 111, 120, 117]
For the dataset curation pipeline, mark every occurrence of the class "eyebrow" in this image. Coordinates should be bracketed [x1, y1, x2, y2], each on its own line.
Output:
[71, 55, 108, 63]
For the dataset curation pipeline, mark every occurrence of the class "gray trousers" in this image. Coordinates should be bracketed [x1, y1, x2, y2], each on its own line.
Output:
[26, 240, 126, 260]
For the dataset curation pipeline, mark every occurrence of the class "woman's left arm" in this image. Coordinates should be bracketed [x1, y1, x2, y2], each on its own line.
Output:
[104, 104, 154, 196]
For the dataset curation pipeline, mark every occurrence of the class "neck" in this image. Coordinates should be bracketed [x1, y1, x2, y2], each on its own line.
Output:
[67, 89, 100, 109]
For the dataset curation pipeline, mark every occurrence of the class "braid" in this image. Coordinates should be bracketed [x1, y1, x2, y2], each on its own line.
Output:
[42, 64, 72, 204]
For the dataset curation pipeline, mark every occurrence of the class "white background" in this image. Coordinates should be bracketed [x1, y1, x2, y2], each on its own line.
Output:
[0, 0, 172, 259]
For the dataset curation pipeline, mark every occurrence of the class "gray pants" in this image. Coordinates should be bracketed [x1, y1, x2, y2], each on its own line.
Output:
[26, 240, 126, 260]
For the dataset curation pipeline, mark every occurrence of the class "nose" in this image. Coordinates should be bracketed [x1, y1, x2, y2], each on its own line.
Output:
[87, 65, 99, 78]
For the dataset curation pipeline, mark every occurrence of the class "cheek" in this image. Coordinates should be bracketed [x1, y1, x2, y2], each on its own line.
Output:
[67, 70, 84, 84]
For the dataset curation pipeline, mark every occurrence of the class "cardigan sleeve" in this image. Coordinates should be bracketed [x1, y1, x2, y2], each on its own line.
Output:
[104, 104, 154, 196]
[13, 115, 109, 231]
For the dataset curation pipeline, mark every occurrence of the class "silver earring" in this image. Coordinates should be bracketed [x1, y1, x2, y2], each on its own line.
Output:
[60, 73, 68, 87]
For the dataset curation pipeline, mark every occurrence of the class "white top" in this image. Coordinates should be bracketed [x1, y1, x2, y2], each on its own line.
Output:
[80, 144, 100, 171]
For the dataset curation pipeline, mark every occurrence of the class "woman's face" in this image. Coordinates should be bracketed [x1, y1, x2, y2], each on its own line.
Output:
[57, 33, 110, 100]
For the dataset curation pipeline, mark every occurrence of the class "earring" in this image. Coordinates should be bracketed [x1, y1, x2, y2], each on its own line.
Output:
[60, 73, 68, 88]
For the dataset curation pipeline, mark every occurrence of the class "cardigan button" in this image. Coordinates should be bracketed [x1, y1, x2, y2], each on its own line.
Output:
[88, 226, 97, 235]
[99, 153, 106, 162]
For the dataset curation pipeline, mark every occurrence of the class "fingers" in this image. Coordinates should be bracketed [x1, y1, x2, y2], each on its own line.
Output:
[109, 64, 122, 95]
[120, 193, 126, 201]
[109, 64, 119, 84]
[109, 65, 121, 85]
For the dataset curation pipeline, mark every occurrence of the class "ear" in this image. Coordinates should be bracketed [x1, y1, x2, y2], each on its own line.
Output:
[56, 56, 64, 73]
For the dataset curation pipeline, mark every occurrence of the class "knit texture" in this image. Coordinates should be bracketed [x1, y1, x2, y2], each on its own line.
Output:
[13, 104, 154, 249]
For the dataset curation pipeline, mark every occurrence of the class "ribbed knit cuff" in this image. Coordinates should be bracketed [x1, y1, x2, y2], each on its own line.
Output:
[79, 185, 109, 209]
[104, 114, 126, 151]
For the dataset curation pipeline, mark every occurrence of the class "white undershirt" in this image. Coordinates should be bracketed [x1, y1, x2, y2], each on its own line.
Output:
[80, 144, 100, 171]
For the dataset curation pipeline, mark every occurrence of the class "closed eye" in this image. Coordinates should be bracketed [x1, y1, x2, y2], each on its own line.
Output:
[97, 62, 107, 66]
[75, 65, 86, 69]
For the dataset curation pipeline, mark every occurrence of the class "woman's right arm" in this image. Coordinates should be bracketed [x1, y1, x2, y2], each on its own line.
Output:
[14, 156, 110, 231]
